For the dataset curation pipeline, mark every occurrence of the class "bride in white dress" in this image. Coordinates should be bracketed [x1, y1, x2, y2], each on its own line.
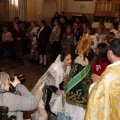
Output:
[51, 34, 93, 120]
[31, 51, 72, 120]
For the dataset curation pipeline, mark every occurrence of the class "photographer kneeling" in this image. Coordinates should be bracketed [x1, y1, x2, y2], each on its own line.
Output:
[0, 72, 38, 120]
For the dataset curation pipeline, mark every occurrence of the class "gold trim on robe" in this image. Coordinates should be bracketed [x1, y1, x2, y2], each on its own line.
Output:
[85, 62, 120, 120]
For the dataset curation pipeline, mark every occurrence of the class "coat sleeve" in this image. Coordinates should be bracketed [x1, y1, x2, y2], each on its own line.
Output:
[3, 84, 38, 112]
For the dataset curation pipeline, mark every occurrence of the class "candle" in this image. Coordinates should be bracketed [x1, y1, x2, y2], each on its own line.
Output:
[106, 1, 107, 12]
[102, 2, 104, 11]
[109, 2, 111, 12]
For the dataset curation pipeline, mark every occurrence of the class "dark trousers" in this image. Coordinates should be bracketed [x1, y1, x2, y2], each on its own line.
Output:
[37, 42, 47, 55]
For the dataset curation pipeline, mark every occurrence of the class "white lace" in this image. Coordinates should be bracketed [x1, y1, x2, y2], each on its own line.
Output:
[74, 55, 88, 66]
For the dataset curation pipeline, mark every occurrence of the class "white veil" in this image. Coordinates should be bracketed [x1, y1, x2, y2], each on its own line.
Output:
[54, 54, 61, 63]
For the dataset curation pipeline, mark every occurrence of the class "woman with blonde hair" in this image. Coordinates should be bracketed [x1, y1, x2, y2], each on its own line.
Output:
[0, 72, 38, 120]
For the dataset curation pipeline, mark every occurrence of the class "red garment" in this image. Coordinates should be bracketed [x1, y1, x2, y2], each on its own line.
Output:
[92, 61, 109, 76]
[64, 32, 71, 40]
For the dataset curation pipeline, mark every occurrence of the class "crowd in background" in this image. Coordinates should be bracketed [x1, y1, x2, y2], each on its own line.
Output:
[0, 11, 120, 66]
[0, 11, 120, 120]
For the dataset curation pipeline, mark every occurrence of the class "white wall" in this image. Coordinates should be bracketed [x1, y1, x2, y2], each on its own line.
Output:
[19, 0, 27, 20]
[36, 0, 43, 19]
[36, 0, 62, 19]
[67, 0, 96, 13]
[42, 0, 56, 18]
[8, 0, 96, 21]
[9, 0, 27, 20]
[36, 0, 96, 19]
[57, 0, 63, 13]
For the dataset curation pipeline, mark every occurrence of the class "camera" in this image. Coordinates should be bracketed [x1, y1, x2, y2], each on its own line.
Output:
[10, 74, 26, 83]
[9, 74, 26, 93]
[0, 66, 26, 83]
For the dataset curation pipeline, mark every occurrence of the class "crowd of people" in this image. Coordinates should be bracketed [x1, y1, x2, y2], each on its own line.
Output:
[0, 11, 120, 120]
[1, 12, 120, 64]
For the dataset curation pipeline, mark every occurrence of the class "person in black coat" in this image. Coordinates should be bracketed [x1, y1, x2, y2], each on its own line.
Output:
[12, 22, 25, 59]
[72, 21, 83, 41]
[60, 17, 66, 41]
[37, 20, 51, 66]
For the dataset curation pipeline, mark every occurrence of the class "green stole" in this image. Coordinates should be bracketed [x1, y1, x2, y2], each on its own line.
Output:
[62, 62, 92, 111]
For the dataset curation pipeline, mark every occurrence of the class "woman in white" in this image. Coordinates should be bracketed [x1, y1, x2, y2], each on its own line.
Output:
[31, 51, 72, 120]
[95, 26, 104, 43]
[2, 27, 13, 42]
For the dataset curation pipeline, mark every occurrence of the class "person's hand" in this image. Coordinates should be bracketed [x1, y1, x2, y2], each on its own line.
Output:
[56, 89, 63, 96]
[91, 74, 100, 83]
[10, 76, 20, 87]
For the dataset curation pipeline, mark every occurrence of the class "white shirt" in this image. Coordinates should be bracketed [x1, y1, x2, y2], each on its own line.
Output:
[2, 32, 13, 42]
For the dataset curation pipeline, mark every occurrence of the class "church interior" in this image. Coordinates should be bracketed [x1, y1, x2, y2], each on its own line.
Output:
[0, 0, 120, 119]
